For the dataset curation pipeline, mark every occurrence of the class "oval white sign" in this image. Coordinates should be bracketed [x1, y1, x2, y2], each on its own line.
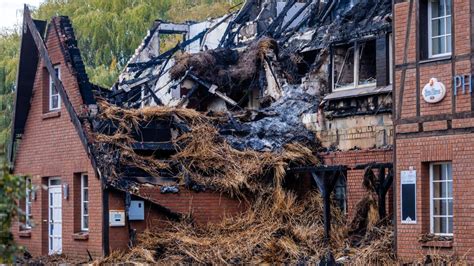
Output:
[422, 78, 446, 103]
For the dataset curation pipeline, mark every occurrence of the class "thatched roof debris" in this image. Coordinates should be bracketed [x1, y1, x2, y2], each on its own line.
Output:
[80, 0, 397, 263]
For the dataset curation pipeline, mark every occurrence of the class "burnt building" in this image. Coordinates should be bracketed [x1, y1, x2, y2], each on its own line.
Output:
[10, 0, 396, 261]
[394, 0, 474, 262]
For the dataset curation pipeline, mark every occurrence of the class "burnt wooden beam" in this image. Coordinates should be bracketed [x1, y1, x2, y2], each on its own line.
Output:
[354, 162, 393, 170]
[187, 73, 240, 107]
[396, 0, 414, 120]
[144, 84, 162, 106]
[274, 0, 312, 39]
[362, 164, 394, 220]
[23, 5, 100, 179]
[311, 170, 342, 243]
[265, 0, 297, 36]
[131, 142, 174, 151]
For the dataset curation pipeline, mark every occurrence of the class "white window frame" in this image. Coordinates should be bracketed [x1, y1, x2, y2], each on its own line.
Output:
[333, 41, 377, 91]
[428, 0, 452, 58]
[389, 33, 394, 84]
[81, 174, 89, 231]
[25, 177, 32, 229]
[49, 66, 61, 111]
[429, 162, 453, 236]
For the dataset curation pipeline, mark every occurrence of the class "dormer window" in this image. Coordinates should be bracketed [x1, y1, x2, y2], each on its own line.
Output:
[49, 66, 61, 111]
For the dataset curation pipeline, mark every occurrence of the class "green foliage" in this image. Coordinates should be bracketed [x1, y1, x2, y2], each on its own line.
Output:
[0, 169, 27, 263]
[0, 31, 20, 159]
[34, 0, 240, 87]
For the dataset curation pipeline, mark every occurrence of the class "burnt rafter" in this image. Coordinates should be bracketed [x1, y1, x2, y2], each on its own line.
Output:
[359, 162, 393, 220]
[23, 5, 100, 179]
[288, 165, 347, 243]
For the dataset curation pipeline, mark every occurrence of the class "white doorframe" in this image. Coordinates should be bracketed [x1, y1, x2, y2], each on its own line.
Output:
[48, 178, 62, 255]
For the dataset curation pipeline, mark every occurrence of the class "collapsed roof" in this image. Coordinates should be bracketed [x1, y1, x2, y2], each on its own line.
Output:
[87, 0, 392, 192]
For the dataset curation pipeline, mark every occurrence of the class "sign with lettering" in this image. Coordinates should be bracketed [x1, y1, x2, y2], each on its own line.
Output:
[401, 170, 417, 224]
[454, 74, 473, 95]
[422, 78, 446, 103]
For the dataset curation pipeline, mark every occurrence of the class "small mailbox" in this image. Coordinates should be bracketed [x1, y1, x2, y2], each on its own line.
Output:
[129, 200, 145, 220]
[109, 210, 125, 226]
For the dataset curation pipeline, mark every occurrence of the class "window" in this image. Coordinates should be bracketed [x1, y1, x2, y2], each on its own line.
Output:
[25, 177, 32, 229]
[334, 174, 347, 214]
[333, 40, 377, 90]
[49, 66, 61, 111]
[81, 174, 89, 231]
[428, 0, 452, 57]
[430, 162, 453, 236]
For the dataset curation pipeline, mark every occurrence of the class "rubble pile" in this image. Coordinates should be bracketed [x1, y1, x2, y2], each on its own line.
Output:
[95, 182, 394, 264]
[91, 100, 318, 197]
[88, 0, 399, 264]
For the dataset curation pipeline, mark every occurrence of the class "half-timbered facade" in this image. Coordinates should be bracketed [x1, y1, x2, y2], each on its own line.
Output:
[394, 0, 474, 261]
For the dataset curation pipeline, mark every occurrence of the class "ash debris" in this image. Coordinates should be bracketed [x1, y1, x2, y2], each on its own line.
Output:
[223, 84, 319, 152]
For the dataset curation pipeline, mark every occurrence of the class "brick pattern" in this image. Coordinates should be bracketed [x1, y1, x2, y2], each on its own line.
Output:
[396, 135, 474, 262]
[12, 19, 103, 259]
[394, 0, 474, 261]
[321, 149, 393, 218]
[422, 120, 448, 132]
[137, 186, 247, 225]
[452, 118, 474, 128]
[396, 123, 419, 133]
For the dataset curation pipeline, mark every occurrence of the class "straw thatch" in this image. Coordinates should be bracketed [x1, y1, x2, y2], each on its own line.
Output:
[90, 102, 397, 265]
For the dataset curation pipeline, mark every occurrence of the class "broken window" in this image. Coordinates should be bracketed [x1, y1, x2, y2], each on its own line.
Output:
[333, 44, 355, 89]
[333, 40, 377, 90]
[357, 41, 376, 86]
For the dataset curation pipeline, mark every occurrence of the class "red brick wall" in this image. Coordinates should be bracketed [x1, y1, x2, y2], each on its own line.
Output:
[321, 149, 393, 218]
[396, 135, 474, 262]
[106, 187, 246, 252]
[137, 186, 247, 225]
[108, 190, 170, 252]
[394, 0, 473, 120]
[394, 0, 474, 262]
[12, 19, 103, 259]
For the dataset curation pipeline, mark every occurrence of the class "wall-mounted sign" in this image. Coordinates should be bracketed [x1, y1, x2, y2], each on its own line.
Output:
[454, 74, 473, 95]
[422, 78, 446, 103]
[401, 170, 416, 224]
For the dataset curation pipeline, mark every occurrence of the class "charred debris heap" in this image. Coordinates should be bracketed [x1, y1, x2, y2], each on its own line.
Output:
[83, 0, 394, 263]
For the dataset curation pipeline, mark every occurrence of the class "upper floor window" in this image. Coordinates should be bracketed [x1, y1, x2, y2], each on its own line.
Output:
[333, 40, 377, 90]
[430, 162, 453, 236]
[49, 66, 61, 111]
[81, 174, 89, 231]
[428, 0, 452, 58]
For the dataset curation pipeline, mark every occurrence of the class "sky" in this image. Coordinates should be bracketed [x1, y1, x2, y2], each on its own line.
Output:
[0, 0, 45, 30]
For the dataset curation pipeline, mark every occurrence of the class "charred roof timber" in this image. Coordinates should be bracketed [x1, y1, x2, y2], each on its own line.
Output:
[10, 1, 395, 262]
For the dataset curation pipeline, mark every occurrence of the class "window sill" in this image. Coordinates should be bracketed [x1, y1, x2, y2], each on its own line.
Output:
[19, 230, 31, 238]
[72, 232, 89, 241]
[419, 55, 452, 65]
[421, 240, 453, 248]
[42, 111, 61, 120]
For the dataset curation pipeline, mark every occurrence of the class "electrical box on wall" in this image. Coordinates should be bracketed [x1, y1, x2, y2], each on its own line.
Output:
[109, 210, 125, 226]
[129, 200, 145, 220]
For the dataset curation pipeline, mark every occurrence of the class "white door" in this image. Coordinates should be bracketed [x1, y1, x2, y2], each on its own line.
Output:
[48, 178, 62, 255]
